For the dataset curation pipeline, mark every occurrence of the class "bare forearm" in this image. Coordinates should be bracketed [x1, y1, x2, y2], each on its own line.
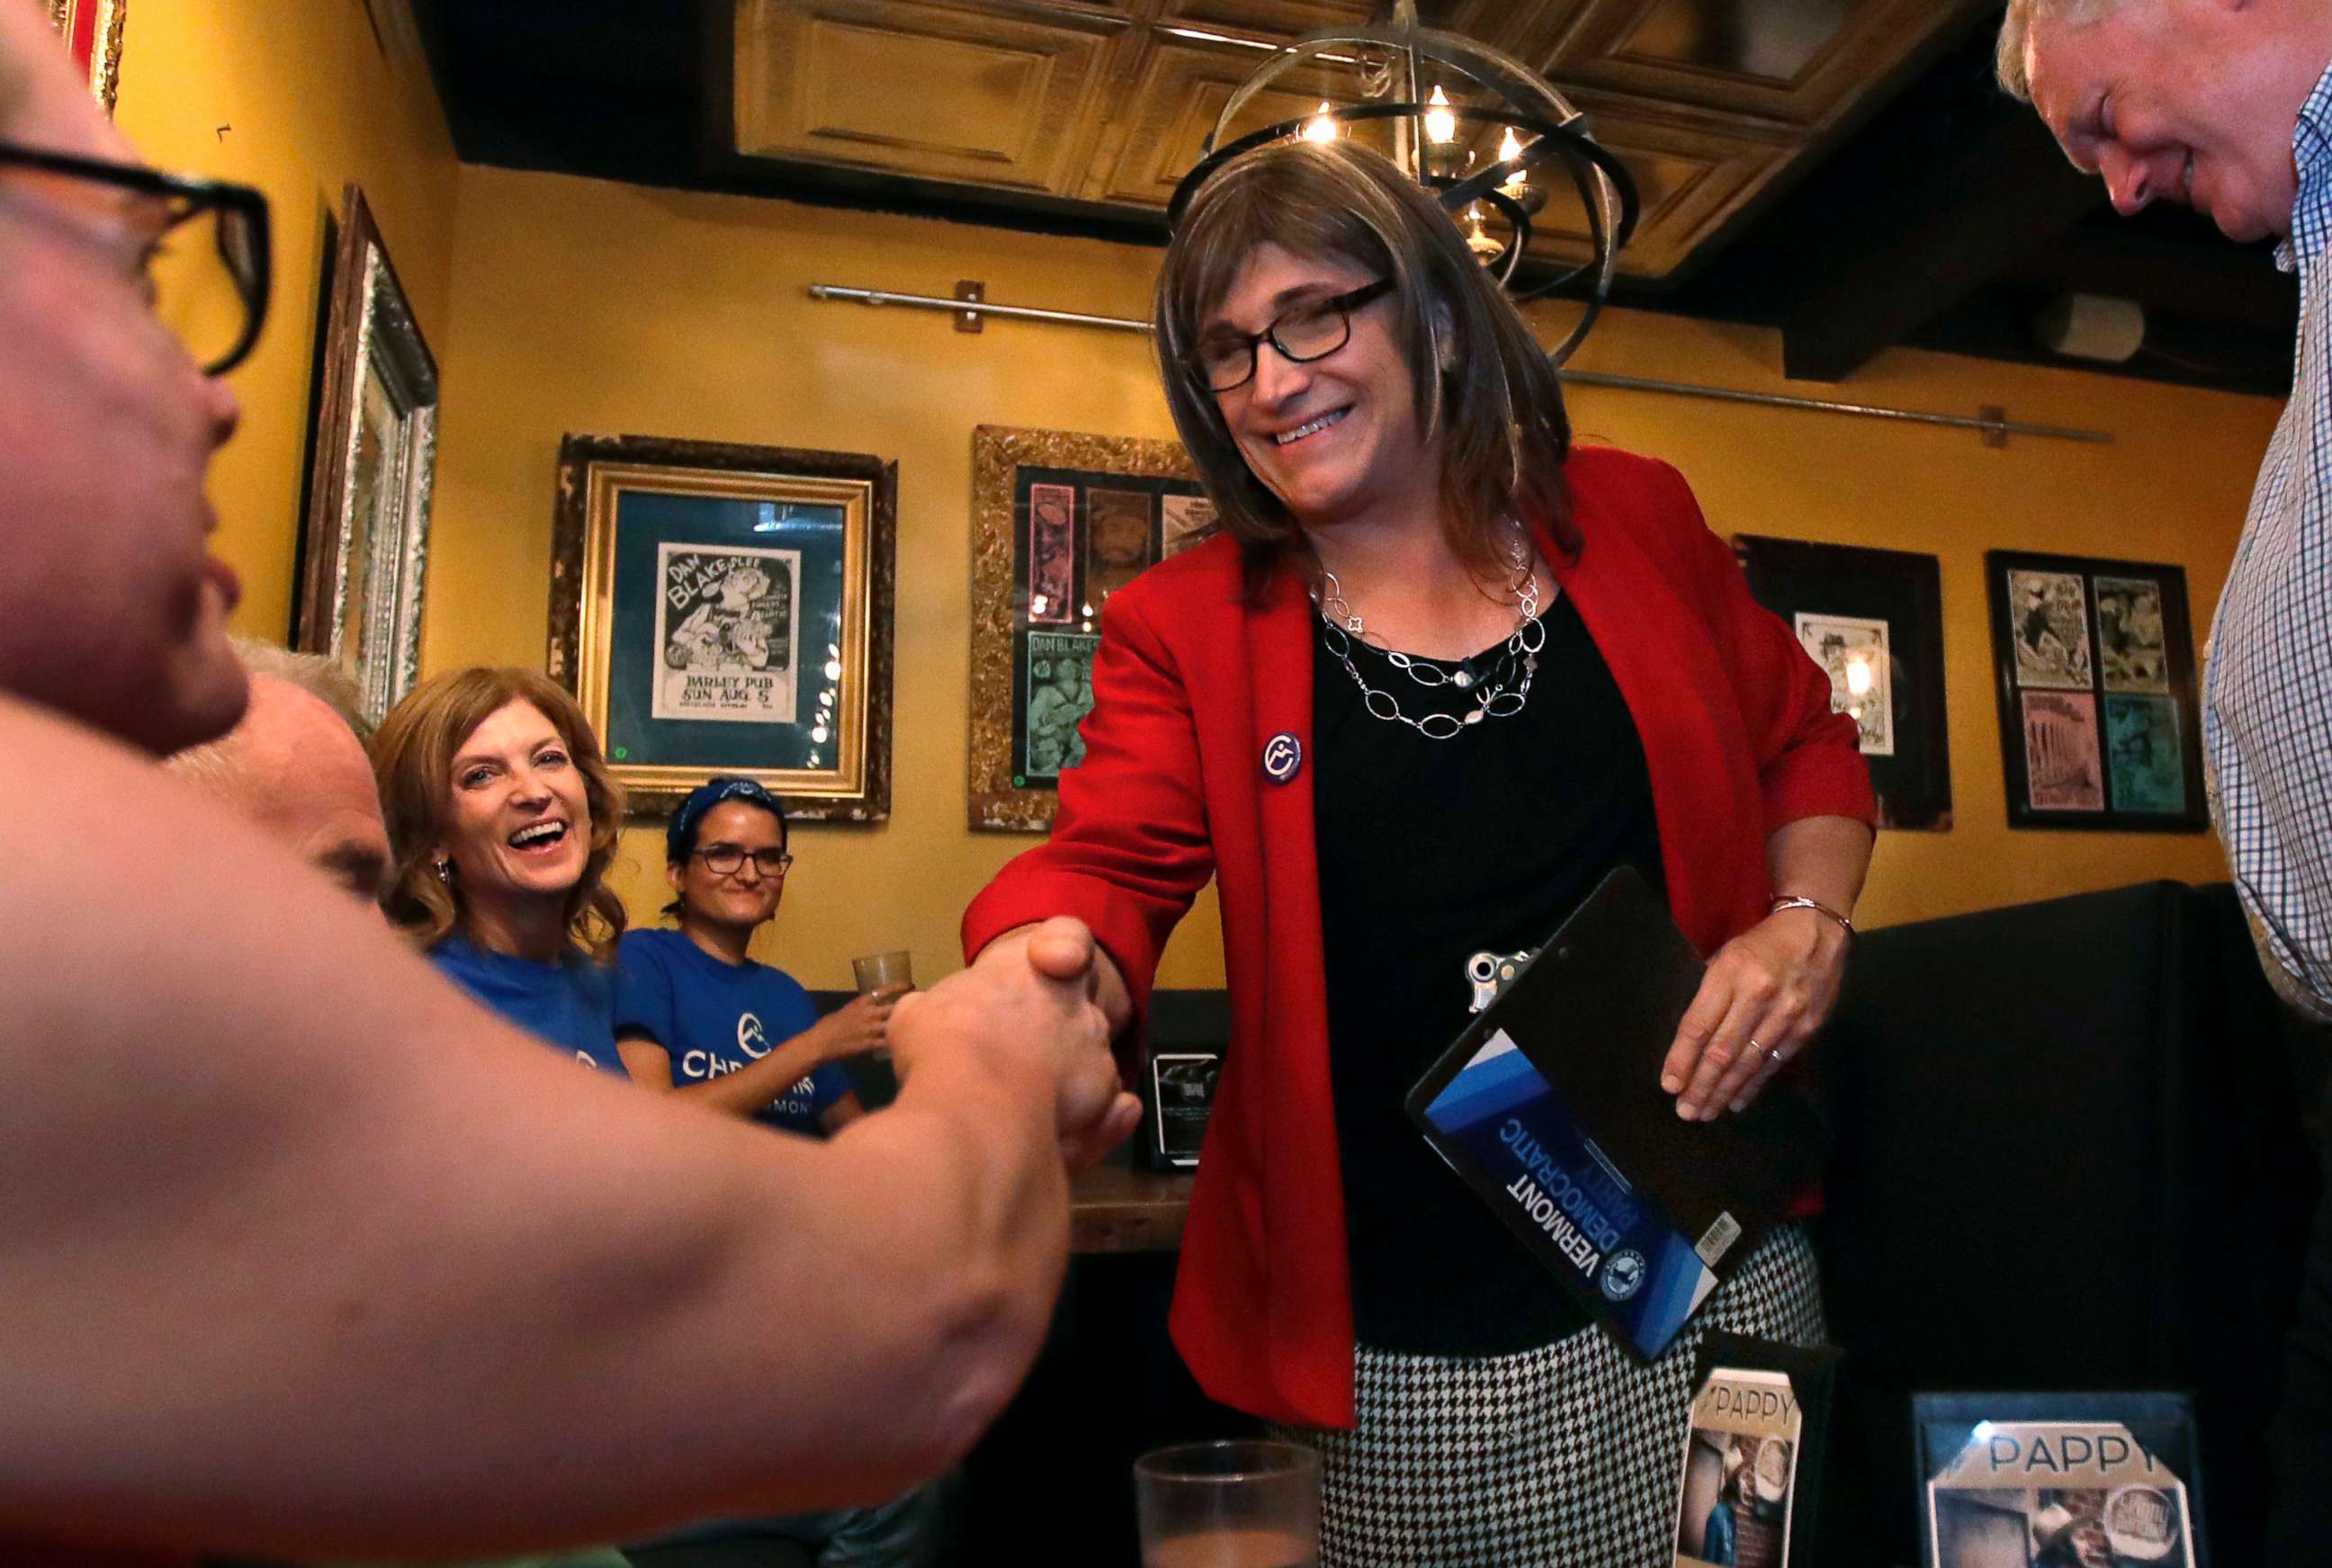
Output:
[1766, 814, 1872, 915]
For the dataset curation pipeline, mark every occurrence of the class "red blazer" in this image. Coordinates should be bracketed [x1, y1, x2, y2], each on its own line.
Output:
[963, 444, 1875, 1429]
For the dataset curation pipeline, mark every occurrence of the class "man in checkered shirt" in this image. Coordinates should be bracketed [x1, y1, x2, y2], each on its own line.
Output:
[2002, 3, 2332, 1563]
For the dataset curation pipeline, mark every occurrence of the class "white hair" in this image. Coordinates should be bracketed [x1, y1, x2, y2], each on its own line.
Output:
[162, 639, 370, 797]
[1997, 0, 2137, 101]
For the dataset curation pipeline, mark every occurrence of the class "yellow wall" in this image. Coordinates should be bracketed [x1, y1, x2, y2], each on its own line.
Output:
[112, 0, 459, 648]
[1541, 308, 2279, 933]
[426, 164, 2281, 988]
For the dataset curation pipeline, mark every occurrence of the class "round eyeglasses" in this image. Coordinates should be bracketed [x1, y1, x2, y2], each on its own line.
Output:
[0, 142, 273, 376]
[1192, 277, 1395, 393]
[694, 845, 794, 878]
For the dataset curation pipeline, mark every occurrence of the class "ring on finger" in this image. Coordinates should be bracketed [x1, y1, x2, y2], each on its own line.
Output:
[1760, 1039, 1785, 1064]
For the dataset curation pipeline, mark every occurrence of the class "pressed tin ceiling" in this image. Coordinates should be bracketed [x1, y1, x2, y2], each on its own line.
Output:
[722, 0, 1963, 282]
[413, 0, 2300, 392]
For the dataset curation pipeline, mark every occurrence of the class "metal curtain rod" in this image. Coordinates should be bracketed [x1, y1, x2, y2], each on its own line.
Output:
[805, 282, 2113, 447]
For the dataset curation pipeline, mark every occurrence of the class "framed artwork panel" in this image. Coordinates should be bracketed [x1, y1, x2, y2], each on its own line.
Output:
[1912, 1391, 2206, 1568]
[1733, 535, 1951, 832]
[293, 185, 438, 729]
[550, 434, 896, 822]
[1985, 551, 2206, 831]
[969, 425, 1215, 832]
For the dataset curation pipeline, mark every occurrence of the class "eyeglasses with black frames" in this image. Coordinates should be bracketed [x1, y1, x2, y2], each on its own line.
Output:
[694, 845, 794, 878]
[0, 142, 272, 375]
[1192, 276, 1395, 394]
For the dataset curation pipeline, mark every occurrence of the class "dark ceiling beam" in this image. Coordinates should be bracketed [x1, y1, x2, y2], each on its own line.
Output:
[1777, 103, 2102, 382]
[2017, 224, 2296, 331]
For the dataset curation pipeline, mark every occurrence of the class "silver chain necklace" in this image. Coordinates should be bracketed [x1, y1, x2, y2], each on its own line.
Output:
[1311, 529, 1547, 740]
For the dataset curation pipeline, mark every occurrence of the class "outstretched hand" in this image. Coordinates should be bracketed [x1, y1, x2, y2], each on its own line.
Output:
[948, 918, 1141, 1171]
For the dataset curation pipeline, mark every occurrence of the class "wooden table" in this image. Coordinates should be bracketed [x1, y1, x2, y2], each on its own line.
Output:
[1070, 1155, 1193, 1253]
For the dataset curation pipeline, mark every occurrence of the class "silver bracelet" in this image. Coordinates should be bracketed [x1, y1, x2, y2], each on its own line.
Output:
[1769, 894, 1854, 938]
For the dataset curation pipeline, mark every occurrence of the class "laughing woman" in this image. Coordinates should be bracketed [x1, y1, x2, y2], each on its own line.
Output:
[373, 667, 631, 1078]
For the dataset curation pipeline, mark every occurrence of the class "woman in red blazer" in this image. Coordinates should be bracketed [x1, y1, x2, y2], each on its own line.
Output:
[964, 139, 1875, 1568]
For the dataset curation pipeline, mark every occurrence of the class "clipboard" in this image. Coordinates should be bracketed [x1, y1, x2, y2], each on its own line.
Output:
[1404, 865, 1828, 1359]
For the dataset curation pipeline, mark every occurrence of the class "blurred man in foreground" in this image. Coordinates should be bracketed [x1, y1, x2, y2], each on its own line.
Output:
[0, 3, 1135, 1559]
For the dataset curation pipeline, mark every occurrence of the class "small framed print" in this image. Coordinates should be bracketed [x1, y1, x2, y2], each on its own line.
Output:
[1143, 1051, 1222, 1170]
[1796, 612, 1895, 757]
[1734, 536, 1951, 831]
[550, 434, 896, 822]
[1674, 1368, 1800, 1566]
[1914, 1391, 2207, 1568]
[1986, 551, 2205, 831]
[969, 426, 1215, 831]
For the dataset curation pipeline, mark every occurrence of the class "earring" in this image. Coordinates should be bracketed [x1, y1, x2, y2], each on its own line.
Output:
[434, 859, 453, 885]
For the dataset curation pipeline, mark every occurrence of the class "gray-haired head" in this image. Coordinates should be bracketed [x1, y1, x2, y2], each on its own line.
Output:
[1996, 0, 2131, 101]
[162, 641, 391, 904]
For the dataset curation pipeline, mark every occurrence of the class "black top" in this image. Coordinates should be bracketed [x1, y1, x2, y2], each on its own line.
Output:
[1313, 590, 1666, 1355]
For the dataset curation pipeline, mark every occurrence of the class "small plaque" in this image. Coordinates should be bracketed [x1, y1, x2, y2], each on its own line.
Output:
[1144, 1051, 1221, 1169]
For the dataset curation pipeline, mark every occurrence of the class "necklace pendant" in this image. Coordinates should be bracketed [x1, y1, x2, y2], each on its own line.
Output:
[1344, 614, 1365, 634]
[1452, 669, 1473, 690]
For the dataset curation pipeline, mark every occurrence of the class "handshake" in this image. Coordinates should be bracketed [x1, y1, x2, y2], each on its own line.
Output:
[889, 916, 1143, 1172]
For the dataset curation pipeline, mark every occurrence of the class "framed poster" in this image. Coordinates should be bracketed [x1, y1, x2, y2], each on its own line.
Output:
[550, 434, 895, 822]
[1734, 535, 1951, 831]
[968, 425, 1215, 831]
[1985, 551, 2206, 831]
[1913, 1391, 2207, 1568]
[46, 0, 125, 115]
[293, 186, 438, 730]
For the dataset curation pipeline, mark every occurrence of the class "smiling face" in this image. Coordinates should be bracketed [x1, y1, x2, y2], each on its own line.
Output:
[435, 699, 592, 918]
[0, 2, 247, 753]
[1205, 243, 1440, 534]
[2023, 0, 2317, 243]
[668, 799, 788, 934]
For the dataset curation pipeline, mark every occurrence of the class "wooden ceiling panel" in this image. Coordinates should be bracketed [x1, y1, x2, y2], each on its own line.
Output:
[1502, 101, 1789, 276]
[734, 0, 1131, 193]
[715, 0, 1978, 281]
[1546, 0, 1940, 127]
[1161, 0, 1381, 35]
[1090, 36, 1363, 205]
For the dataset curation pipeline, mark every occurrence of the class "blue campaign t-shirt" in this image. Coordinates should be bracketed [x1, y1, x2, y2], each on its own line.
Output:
[613, 928, 852, 1135]
[429, 933, 630, 1079]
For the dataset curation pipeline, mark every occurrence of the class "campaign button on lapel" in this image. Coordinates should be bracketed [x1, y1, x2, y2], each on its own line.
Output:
[1261, 732, 1303, 784]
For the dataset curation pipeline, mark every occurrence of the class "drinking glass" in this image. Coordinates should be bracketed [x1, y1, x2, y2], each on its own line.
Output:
[851, 949, 915, 1003]
[1135, 1439, 1321, 1568]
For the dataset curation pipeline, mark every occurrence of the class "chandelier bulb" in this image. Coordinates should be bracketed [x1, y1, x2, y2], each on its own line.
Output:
[1423, 85, 1457, 146]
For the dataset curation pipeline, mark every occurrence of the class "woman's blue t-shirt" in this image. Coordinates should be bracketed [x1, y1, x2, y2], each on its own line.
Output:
[429, 933, 629, 1078]
[613, 928, 851, 1135]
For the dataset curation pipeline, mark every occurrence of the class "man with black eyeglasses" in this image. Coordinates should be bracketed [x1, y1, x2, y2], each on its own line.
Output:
[0, 6, 1135, 1562]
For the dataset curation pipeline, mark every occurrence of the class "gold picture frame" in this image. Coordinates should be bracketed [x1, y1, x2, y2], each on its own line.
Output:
[551, 435, 897, 822]
[968, 424, 1214, 832]
[47, 0, 126, 116]
[294, 187, 438, 730]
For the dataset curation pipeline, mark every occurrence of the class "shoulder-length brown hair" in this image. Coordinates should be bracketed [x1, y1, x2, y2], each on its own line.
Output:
[371, 666, 628, 960]
[1153, 138, 1578, 587]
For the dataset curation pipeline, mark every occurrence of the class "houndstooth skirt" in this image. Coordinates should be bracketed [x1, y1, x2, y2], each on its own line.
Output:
[1272, 1224, 1826, 1568]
